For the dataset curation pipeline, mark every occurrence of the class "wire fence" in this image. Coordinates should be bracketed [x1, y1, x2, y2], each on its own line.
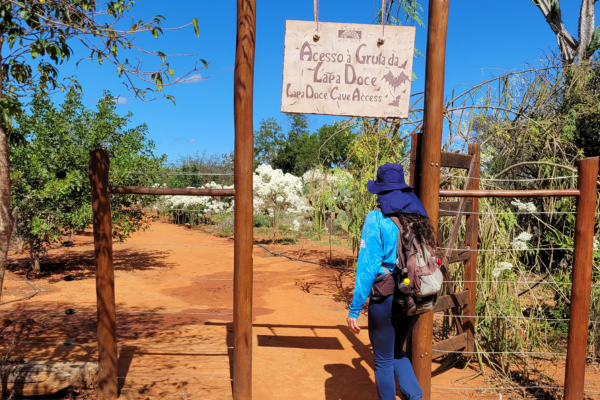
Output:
[111, 171, 234, 176]
[431, 385, 600, 393]
[438, 246, 573, 252]
[440, 174, 578, 182]
[440, 209, 576, 215]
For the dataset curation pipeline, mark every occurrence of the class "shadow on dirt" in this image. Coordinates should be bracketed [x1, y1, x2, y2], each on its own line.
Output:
[2, 304, 233, 398]
[6, 246, 175, 282]
[207, 321, 375, 399]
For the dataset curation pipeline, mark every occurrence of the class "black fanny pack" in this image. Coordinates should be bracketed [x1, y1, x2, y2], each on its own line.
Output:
[370, 267, 396, 298]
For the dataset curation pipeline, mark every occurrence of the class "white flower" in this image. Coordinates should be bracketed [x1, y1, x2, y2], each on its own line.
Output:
[292, 220, 301, 231]
[511, 200, 537, 213]
[594, 237, 599, 252]
[492, 262, 513, 278]
[252, 164, 312, 217]
[164, 182, 235, 213]
[512, 231, 532, 251]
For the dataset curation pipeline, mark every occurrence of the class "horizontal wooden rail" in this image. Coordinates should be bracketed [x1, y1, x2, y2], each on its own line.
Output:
[432, 332, 468, 360]
[439, 189, 580, 198]
[108, 186, 235, 197]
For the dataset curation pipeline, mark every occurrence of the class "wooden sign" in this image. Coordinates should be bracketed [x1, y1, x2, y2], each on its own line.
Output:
[281, 20, 415, 118]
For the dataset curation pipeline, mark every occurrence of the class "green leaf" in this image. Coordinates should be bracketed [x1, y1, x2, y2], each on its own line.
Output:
[168, 68, 174, 77]
[549, 0, 559, 19]
[117, 65, 123, 77]
[165, 94, 176, 105]
[585, 26, 600, 59]
[155, 73, 163, 91]
[192, 18, 200, 37]
[200, 59, 209, 69]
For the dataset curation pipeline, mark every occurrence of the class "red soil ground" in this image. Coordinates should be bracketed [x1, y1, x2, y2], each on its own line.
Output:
[2, 220, 600, 399]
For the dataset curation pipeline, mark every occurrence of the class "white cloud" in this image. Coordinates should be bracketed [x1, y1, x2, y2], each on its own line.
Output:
[175, 137, 182, 142]
[113, 96, 128, 105]
[188, 139, 196, 144]
[179, 73, 204, 84]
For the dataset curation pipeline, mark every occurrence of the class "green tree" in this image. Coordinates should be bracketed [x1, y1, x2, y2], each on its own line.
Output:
[254, 118, 284, 166]
[254, 114, 358, 176]
[11, 89, 165, 272]
[167, 152, 234, 188]
[316, 121, 358, 167]
[0, 0, 204, 299]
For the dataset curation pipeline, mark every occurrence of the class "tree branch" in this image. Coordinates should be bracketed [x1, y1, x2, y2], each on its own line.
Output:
[534, 0, 578, 62]
[494, 160, 600, 186]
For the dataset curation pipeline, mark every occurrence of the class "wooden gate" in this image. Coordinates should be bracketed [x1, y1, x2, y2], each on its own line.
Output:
[409, 134, 480, 358]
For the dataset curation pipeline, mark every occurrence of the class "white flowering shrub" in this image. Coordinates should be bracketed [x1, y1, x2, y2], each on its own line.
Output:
[164, 182, 234, 214]
[492, 262, 513, 278]
[512, 231, 533, 251]
[253, 164, 311, 226]
[511, 200, 537, 213]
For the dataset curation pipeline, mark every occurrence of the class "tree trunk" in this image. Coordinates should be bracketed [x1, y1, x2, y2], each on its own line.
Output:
[0, 125, 16, 301]
[577, 0, 595, 62]
[30, 248, 40, 273]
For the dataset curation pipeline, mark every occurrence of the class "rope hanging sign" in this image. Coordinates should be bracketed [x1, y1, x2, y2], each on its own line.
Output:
[281, 20, 415, 118]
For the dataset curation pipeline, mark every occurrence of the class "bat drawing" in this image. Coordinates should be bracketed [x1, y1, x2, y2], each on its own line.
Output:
[400, 60, 408, 69]
[388, 95, 402, 107]
[382, 70, 410, 91]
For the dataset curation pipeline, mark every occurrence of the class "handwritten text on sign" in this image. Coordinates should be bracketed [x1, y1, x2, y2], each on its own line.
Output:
[281, 21, 415, 118]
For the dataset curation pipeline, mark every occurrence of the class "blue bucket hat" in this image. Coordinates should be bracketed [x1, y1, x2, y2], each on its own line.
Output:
[367, 163, 428, 217]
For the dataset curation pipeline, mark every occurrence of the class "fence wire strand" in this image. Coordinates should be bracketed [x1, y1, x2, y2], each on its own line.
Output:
[441, 174, 577, 182]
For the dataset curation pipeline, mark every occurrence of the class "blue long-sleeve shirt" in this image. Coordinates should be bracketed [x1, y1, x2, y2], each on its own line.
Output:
[348, 210, 399, 319]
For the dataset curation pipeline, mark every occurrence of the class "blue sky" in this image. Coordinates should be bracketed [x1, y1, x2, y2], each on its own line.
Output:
[52, 1, 591, 161]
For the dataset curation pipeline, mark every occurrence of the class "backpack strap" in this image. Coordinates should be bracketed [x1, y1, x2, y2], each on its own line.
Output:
[389, 215, 408, 274]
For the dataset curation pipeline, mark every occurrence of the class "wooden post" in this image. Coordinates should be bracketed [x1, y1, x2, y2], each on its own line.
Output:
[564, 157, 598, 400]
[462, 143, 479, 352]
[89, 149, 118, 400]
[411, 0, 449, 398]
[233, 0, 255, 399]
[409, 133, 422, 188]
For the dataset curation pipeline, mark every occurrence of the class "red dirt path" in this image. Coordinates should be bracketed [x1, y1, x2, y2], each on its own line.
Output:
[2, 221, 600, 399]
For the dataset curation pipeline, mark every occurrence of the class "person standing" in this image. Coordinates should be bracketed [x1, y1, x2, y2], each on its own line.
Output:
[347, 163, 436, 400]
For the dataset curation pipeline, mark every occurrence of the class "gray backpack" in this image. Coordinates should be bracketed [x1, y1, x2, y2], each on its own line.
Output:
[389, 215, 444, 315]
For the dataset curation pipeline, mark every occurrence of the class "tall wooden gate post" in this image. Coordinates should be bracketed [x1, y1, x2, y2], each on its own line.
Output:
[411, 0, 449, 398]
[463, 143, 480, 352]
[233, 0, 255, 399]
[564, 156, 599, 400]
[89, 149, 118, 400]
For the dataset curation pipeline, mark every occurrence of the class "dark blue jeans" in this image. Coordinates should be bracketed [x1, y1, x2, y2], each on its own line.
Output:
[368, 295, 422, 400]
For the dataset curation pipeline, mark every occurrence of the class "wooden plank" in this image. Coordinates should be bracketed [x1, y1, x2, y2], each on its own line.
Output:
[281, 21, 416, 118]
[440, 151, 472, 169]
[109, 186, 235, 197]
[89, 149, 118, 400]
[434, 291, 469, 312]
[439, 189, 580, 198]
[564, 157, 599, 400]
[463, 143, 480, 353]
[431, 332, 468, 360]
[409, 133, 421, 189]
[447, 251, 470, 264]
[438, 200, 472, 217]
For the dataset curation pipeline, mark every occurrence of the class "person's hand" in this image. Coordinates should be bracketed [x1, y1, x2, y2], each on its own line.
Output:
[347, 316, 360, 335]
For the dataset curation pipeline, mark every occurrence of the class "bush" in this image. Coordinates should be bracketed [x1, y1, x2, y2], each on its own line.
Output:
[253, 213, 271, 228]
